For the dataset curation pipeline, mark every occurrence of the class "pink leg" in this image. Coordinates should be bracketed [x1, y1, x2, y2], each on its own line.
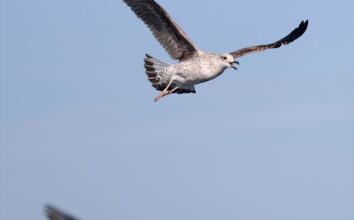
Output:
[154, 80, 177, 102]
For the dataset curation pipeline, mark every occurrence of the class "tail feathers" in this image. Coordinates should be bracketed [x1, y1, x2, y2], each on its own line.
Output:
[144, 54, 169, 90]
[145, 54, 168, 67]
[144, 54, 196, 94]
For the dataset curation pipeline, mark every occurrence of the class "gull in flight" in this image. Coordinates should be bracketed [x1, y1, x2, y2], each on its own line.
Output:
[122, 0, 308, 102]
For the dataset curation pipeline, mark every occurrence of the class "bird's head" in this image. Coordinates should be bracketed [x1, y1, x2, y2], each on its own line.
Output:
[219, 53, 239, 70]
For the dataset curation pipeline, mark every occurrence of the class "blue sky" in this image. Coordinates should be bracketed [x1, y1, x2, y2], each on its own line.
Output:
[1, 0, 353, 219]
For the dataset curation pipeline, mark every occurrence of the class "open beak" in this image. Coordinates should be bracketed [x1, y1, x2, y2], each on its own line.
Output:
[230, 60, 239, 70]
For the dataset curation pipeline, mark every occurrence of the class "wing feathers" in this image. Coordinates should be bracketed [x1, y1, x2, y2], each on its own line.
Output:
[231, 20, 308, 59]
[123, 0, 199, 60]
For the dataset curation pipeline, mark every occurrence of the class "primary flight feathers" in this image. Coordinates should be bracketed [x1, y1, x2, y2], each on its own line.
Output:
[230, 20, 308, 58]
[123, 0, 198, 61]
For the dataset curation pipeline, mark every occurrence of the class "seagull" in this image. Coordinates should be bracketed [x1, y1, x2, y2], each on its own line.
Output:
[122, 0, 308, 102]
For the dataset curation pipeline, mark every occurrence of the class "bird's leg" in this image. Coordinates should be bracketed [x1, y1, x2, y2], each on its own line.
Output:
[154, 79, 174, 102]
[168, 86, 179, 94]
[155, 86, 179, 101]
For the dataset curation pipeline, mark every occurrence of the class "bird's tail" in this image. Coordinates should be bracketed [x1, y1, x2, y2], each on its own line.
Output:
[144, 54, 170, 91]
[143, 54, 196, 94]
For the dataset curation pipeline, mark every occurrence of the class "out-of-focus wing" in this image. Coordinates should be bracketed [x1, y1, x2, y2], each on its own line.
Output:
[45, 205, 79, 220]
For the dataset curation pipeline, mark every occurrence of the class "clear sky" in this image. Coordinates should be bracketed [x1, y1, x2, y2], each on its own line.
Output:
[1, 0, 353, 219]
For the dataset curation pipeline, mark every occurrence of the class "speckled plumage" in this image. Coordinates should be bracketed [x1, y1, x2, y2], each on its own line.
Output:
[169, 52, 233, 85]
[123, 0, 308, 101]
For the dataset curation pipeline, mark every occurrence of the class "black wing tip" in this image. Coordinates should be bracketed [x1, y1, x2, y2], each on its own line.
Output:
[282, 19, 309, 45]
[296, 19, 309, 37]
[299, 19, 309, 32]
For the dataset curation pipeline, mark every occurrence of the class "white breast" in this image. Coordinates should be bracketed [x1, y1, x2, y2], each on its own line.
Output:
[173, 56, 226, 85]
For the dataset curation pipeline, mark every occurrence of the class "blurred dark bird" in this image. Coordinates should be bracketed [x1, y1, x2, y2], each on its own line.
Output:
[45, 204, 79, 220]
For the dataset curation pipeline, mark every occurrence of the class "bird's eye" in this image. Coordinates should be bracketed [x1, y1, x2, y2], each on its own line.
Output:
[221, 56, 227, 60]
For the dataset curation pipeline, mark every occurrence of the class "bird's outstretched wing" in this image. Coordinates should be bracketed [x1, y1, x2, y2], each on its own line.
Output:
[123, 0, 199, 61]
[45, 204, 79, 220]
[230, 20, 308, 59]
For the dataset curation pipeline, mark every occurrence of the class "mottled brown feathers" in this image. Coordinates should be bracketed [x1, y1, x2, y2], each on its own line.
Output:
[123, 0, 199, 61]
